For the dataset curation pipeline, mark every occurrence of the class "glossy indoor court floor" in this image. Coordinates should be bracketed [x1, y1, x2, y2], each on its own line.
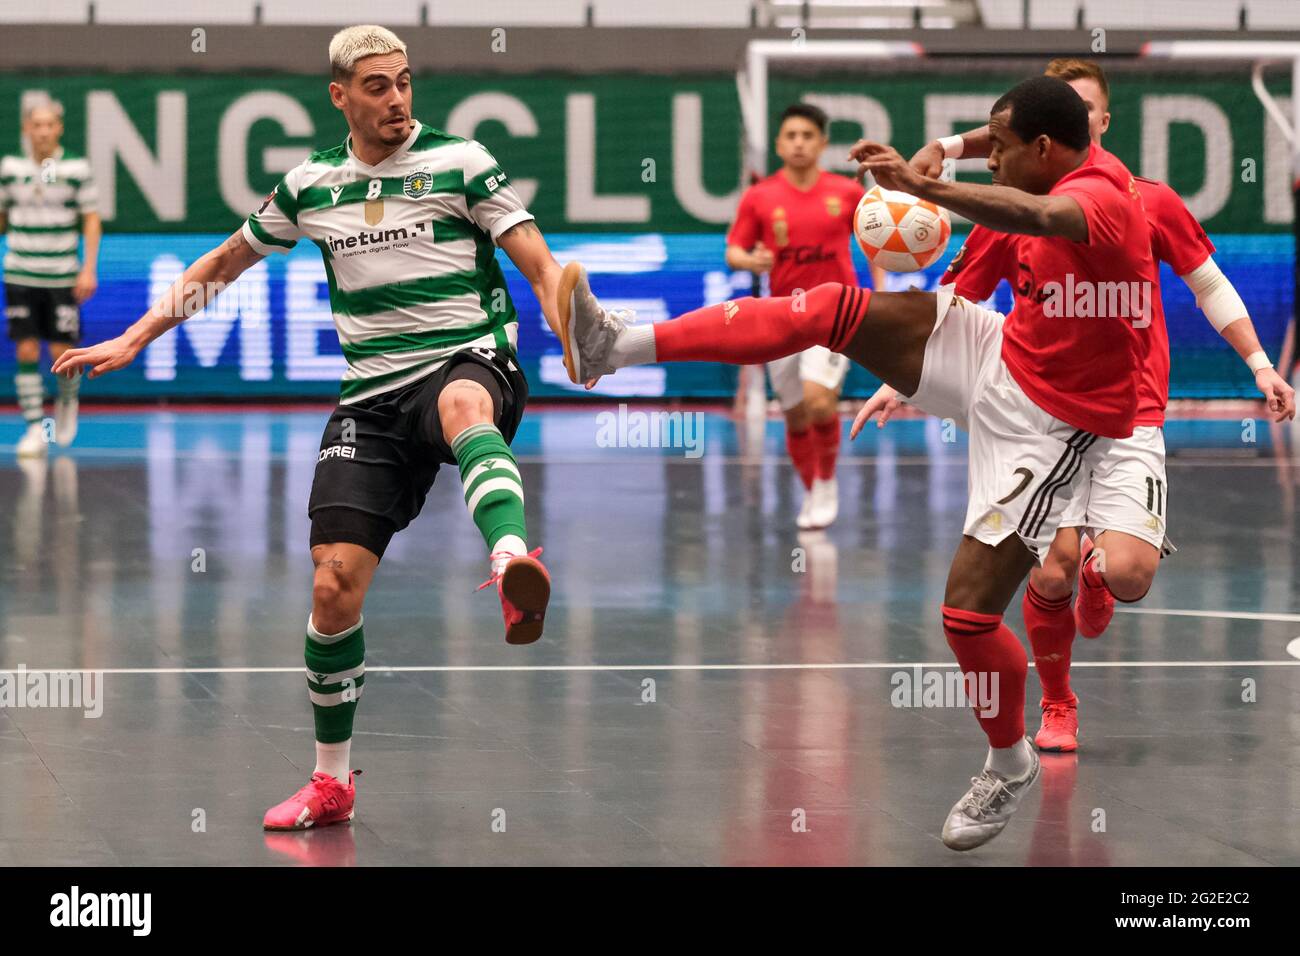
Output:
[0, 404, 1297, 866]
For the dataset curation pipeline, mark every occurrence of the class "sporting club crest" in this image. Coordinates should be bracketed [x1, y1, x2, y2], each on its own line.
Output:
[403, 169, 434, 199]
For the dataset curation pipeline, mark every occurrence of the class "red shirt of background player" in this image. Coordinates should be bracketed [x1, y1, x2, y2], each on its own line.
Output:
[727, 170, 864, 298]
[943, 145, 1214, 430]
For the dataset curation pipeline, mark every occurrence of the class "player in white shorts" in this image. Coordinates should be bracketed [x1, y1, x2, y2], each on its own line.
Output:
[765, 347, 850, 418]
[725, 103, 884, 530]
[897, 288, 1109, 560]
[560, 75, 1165, 848]
[872, 57, 1296, 754]
[1058, 428, 1170, 556]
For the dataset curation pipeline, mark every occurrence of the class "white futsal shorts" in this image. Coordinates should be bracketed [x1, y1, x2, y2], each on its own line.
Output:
[767, 346, 850, 411]
[1061, 425, 1173, 553]
[900, 285, 1114, 563]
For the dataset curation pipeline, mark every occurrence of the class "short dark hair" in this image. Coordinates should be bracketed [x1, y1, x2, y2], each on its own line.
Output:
[778, 103, 829, 136]
[990, 76, 1090, 152]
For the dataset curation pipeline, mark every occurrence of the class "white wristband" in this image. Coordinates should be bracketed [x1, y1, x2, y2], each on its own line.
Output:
[938, 135, 965, 159]
[1247, 350, 1273, 374]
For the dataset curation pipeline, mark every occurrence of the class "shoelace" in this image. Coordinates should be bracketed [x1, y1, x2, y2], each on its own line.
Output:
[304, 768, 361, 791]
[1042, 699, 1076, 723]
[602, 307, 638, 330]
[477, 547, 544, 592]
[961, 773, 1009, 815]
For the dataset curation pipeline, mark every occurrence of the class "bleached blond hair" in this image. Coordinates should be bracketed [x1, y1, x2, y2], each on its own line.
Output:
[329, 25, 408, 81]
[22, 98, 64, 123]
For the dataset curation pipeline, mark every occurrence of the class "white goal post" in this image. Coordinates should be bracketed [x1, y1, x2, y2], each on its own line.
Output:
[736, 39, 923, 179]
[1142, 41, 1300, 176]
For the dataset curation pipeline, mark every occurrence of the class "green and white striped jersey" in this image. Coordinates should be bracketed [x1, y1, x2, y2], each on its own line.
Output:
[0, 148, 97, 288]
[242, 121, 534, 404]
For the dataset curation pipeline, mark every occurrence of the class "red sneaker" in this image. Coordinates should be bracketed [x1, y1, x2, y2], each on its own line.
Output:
[1075, 534, 1114, 639]
[1034, 696, 1079, 752]
[263, 771, 357, 831]
[479, 548, 550, 645]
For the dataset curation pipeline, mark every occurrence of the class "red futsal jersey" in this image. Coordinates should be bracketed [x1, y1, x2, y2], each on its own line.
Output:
[943, 146, 1214, 429]
[727, 170, 863, 297]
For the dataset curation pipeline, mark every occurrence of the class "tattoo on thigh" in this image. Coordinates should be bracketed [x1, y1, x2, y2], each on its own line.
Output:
[318, 551, 344, 570]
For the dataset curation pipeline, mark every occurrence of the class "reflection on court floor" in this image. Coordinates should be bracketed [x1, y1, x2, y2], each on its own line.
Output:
[0, 408, 1296, 865]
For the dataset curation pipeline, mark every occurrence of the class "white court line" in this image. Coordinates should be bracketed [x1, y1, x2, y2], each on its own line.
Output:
[1115, 607, 1300, 623]
[3, 660, 1297, 676]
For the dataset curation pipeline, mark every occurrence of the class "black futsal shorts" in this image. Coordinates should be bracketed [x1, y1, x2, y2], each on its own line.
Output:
[5, 283, 80, 344]
[307, 346, 528, 561]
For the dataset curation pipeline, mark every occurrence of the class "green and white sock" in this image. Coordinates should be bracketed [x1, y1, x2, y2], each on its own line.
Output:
[57, 368, 80, 405]
[304, 615, 365, 746]
[15, 361, 44, 425]
[451, 422, 528, 570]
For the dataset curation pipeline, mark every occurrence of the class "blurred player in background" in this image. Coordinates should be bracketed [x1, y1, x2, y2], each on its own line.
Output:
[726, 104, 886, 529]
[856, 58, 1296, 753]
[0, 99, 99, 456]
[53, 24, 567, 832]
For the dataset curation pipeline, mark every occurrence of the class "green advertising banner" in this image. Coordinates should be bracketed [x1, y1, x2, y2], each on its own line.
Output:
[0, 71, 1290, 234]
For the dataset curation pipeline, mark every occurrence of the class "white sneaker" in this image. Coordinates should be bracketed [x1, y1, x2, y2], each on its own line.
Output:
[796, 477, 838, 529]
[941, 738, 1041, 851]
[556, 261, 633, 384]
[55, 398, 78, 446]
[16, 422, 48, 458]
[810, 476, 838, 528]
[796, 488, 818, 529]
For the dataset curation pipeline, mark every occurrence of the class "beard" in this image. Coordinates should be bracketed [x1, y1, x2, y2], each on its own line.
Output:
[378, 117, 410, 141]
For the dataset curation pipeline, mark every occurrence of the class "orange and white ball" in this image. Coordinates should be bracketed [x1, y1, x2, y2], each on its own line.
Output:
[853, 186, 952, 273]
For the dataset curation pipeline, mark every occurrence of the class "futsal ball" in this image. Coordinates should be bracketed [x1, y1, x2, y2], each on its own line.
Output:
[853, 186, 952, 273]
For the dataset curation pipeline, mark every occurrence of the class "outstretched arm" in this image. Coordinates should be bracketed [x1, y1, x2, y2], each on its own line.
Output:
[497, 219, 564, 341]
[850, 141, 1088, 242]
[1181, 257, 1296, 421]
[909, 126, 993, 178]
[51, 228, 264, 379]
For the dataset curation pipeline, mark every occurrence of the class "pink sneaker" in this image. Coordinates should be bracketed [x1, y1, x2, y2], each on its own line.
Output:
[479, 547, 550, 645]
[1075, 534, 1114, 639]
[1034, 696, 1080, 752]
[263, 771, 358, 831]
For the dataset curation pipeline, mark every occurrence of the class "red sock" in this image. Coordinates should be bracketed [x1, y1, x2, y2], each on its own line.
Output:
[1080, 554, 1114, 596]
[654, 283, 869, 364]
[1022, 584, 1076, 701]
[786, 428, 817, 490]
[811, 417, 841, 481]
[941, 606, 1028, 749]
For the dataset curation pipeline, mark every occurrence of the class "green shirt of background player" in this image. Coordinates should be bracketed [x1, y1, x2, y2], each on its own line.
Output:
[0, 100, 102, 455]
